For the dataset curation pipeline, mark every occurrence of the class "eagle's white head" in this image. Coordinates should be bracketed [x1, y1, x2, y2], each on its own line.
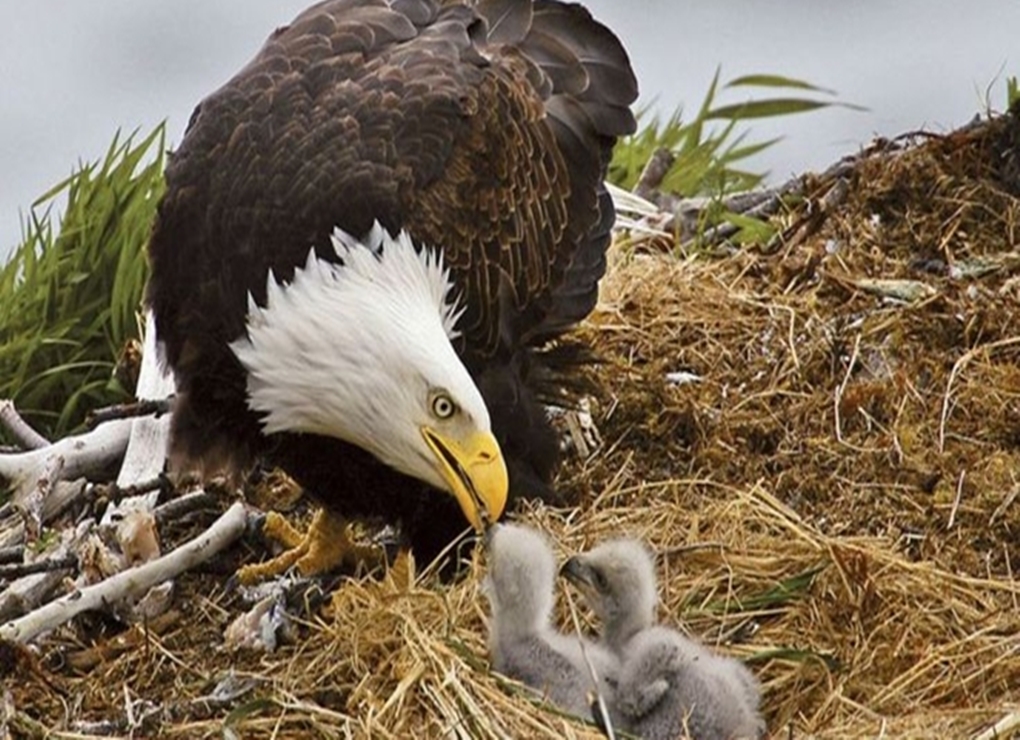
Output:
[229, 222, 507, 531]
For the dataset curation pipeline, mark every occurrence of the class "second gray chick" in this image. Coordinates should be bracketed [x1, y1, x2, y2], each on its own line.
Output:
[562, 538, 765, 740]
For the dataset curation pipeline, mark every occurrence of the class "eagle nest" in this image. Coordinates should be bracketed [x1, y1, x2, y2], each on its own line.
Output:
[4, 110, 1020, 739]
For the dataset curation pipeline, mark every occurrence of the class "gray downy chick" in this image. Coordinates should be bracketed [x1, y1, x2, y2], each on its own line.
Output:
[561, 538, 658, 653]
[614, 625, 766, 740]
[562, 538, 765, 740]
[483, 523, 619, 721]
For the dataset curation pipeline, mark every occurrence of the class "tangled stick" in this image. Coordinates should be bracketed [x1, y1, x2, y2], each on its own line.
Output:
[0, 501, 249, 644]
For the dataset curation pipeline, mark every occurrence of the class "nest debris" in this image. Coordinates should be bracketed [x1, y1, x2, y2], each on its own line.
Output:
[3, 110, 1020, 738]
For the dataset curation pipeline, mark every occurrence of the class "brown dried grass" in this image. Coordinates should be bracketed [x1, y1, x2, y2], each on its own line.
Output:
[6, 113, 1020, 738]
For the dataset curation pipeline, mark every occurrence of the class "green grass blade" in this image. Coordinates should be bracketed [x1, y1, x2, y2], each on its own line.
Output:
[708, 97, 849, 121]
[0, 122, 166, 443]
[726, 74, 836, 95]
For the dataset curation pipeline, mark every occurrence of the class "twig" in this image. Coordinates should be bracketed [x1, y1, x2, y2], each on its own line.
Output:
[65, 609, 180, 672]
[634, 147, 675, 200]
[774, 176, 851, 253]
[672, 184, 796, 250]
[989, 486, 1020, 527]
[626, 142, 890, 253]
[69, 672, 258, 735]
[661, 541, 726, 557]
[677, 184, 800, 250]
[1004, 543, 1018, 613]
[973, 710, 1020, 740]
[947, 470, 966, 530]
[116, 407, 171, 488]
[0, 480, 89, 550]
[0, 524, 88, 623]
[833, 333, 862, 446]
[0, 545, 24, 564]
[562, 587, 616, 740]
[3, 709, 53, 739]
[0, 554, 77, 581]
[18, 455, 67, 539]
[0, 415, 133, 547]
[107, 475, 169, 503]
[0, 418, 133, 509]
[153, 490, 219, 527]
[0, 571, 69, 625]
[123, 684, 137, 730]
[939, 336, 1020, 453]
[115, 309, 176, 488]
[0, 399, 50, 450]
[86, 399, 172, 429]
[0, 500, 248, 643]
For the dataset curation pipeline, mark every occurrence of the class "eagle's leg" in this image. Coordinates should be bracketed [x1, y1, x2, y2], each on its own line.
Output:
[237, 508, 381, 583]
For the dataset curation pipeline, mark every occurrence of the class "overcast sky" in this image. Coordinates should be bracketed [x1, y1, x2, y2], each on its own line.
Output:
[1, 1, 1016, 259]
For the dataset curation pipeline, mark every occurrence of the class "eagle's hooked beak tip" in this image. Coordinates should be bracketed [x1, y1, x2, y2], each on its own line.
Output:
[422, 427, 508, 531]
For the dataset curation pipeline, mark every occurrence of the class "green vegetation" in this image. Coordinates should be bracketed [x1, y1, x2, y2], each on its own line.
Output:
[608, 70, 853, 247]
[0, 125, 165, 442]
[609, 70, 849, 196]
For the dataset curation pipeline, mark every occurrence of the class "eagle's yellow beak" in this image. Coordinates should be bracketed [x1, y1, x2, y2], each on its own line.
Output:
[421, 427, 508, 531]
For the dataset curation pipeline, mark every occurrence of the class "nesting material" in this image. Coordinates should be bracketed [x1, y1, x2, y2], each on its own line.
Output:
[3, 113, 1020, 738]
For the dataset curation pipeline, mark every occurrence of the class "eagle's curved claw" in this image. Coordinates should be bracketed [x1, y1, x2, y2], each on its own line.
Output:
[236, 509, 381, 584]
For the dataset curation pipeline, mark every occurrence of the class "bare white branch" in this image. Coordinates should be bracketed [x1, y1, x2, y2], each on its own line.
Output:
[0, 419, 133, 508]
[0, 399, 50, 450]
[0, 501, 248, 644]
[0, 479, 87, 550]
[973, 711, 1020, 740]
[117, 309, 175, 488]
[0, 522, 89, 623]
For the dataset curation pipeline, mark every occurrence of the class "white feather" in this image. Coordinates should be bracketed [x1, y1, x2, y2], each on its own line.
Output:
[229, 224, 487, 491]
[327, 224, 465, 339]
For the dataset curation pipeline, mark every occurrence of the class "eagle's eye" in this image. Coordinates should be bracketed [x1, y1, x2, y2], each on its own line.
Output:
[430, 392, 457, 420]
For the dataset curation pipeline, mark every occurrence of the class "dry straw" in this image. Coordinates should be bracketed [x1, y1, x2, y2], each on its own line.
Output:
[5, 113, 1020, 738]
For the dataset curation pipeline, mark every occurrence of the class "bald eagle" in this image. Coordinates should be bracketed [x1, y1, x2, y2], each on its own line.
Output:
[147, 0, 638, 570]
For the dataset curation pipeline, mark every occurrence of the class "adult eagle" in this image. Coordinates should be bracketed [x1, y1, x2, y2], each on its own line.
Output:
[147, 0, 637, 575]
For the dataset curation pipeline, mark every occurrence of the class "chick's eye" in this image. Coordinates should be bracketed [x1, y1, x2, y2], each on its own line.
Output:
[431, 393, 456, 420]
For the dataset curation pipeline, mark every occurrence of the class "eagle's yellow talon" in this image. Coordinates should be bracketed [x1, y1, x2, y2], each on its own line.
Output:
[237, 509, 383, 584]
[260, 511, 307, 549]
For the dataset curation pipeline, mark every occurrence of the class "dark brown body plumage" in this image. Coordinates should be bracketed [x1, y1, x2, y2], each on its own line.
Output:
[147, 0, 637, 563]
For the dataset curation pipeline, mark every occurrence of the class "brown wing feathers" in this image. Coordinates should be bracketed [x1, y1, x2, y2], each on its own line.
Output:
[147, 0, 636, 481]
[467, 0, 638, 345]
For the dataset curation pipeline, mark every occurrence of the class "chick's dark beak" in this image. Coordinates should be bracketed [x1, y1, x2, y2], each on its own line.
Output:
[560, 555, 593, 588]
